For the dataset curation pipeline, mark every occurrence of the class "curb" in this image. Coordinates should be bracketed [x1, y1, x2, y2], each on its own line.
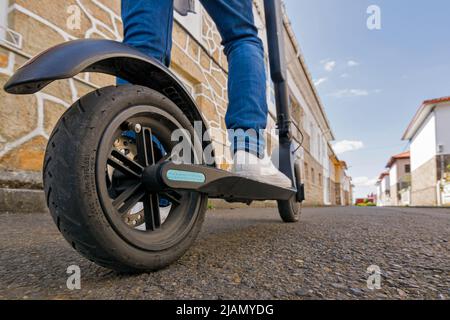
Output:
[0, 188, 278, 214]
[0, 188, 48, 214]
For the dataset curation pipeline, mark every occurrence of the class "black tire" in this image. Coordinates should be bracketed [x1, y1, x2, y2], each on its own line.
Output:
[277, 162, 302, 223]
[43, 85, 207, 273]
[277, 197, 301, 223]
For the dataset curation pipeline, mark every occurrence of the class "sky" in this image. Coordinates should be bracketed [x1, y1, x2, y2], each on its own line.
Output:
[283, 0, 450, 198]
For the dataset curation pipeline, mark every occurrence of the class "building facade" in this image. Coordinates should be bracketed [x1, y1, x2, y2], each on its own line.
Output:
[329, 154, 353, 206]
[386, 152, 411, 206]
[376, 172, 390, 206]
[402, 97, 450, 206]
[0, 0, 350, 211]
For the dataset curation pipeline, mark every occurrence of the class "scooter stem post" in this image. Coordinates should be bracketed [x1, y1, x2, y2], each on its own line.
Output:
[264, 0, 292, 141]
[264, 0, 295, 183]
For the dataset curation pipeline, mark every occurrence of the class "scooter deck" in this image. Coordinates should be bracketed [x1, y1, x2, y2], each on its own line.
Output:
[198, 175, 296, 201]
[144, 162, 297, 202]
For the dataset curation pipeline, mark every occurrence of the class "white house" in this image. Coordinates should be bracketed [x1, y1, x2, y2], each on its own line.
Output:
[402, 96, 450, 206]
[376, 172, 391, 206]
[385, 151, 411, 206]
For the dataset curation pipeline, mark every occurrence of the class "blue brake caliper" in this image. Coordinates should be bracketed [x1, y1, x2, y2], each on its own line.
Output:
[122, 131, 171, 208]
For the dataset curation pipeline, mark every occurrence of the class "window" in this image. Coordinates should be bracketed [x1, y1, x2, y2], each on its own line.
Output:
[174, 0, 202, 40]
[317, 133, 321, 160]
[405, 164, 411, 174]
[311, 168, 315, 184]
[0, 0, 8, 41]
[304, 163, 309, 180]
[319, 173, 323, 186]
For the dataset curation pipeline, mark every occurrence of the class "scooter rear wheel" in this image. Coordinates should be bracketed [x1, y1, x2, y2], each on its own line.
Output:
[43, 85, 207, 273]
[277, 162, 302, 223]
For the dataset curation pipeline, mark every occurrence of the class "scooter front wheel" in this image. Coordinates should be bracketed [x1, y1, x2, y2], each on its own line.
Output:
[43, 85, 207, 273]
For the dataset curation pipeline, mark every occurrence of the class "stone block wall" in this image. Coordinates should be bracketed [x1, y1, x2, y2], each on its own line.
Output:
[0, 0, 334, 209]
[303, 151, 324, 206]
[1, 0, 122, 180]
[411, 156, 438, 206]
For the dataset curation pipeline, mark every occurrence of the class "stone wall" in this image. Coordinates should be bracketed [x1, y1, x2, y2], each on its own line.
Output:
[1, 0, 122, 179]
[303, 151, 324, 206]
[329, 178, 336, 206]
[411, 156, 438, 206]
[0, 0, 334, 210]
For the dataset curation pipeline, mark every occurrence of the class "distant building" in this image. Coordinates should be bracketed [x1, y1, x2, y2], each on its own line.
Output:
[376, 172, 390, 206]
[386, 151, 411, 206]
[402, 97, 450, 206]
[328, 156, 353, 206]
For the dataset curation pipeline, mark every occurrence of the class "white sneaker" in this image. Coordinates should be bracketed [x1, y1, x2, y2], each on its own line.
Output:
[232, 150, 292, 188]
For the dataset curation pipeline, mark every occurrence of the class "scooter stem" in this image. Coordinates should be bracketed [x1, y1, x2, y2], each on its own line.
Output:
[264, 0, 296, 184]
[264, 0, 292, 142]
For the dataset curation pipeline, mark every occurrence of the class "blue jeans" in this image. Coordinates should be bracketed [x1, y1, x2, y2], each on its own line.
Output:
[121, 0, 268, 157]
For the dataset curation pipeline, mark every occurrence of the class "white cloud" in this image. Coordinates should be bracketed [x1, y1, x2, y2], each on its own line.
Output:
[340, 73, 350, 78]
[353, 176, 378, 187]
[324, 61, 336, 72]
[332, 140, 364, 155]
[347, 60, 360, 67]
[314, 77, 328, 87]
[320, 59, 336, 72]
[330, 89, 370, 98]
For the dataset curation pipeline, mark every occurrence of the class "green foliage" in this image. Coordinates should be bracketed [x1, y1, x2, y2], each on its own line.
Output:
[356, 202, 376, 207]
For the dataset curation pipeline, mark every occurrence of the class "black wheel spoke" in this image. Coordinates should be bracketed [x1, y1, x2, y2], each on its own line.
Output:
[118, 189, 146, 215]
[137, 127, 156, 166]
[160, 191, 182, 206]
[108, 149, 143, 178]
[112, 183, 142, 209]
[143, 193, 161, 231]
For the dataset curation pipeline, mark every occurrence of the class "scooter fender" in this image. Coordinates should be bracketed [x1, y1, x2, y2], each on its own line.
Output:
[3, 39, 209, 137]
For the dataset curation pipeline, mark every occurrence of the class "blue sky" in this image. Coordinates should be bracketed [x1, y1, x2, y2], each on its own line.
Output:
[284, 0, 450, 198]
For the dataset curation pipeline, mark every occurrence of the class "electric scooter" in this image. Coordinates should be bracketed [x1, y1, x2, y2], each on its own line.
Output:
[4, 0, 304, 273]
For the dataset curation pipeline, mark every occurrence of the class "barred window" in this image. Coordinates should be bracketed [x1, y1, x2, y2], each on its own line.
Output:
[405, 164, 411, 174]
[0, 0, 8, 41]
[174, 0, 203, 41]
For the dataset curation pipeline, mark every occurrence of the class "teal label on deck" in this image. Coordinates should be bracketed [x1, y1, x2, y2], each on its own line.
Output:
[167, 170, 206, 183]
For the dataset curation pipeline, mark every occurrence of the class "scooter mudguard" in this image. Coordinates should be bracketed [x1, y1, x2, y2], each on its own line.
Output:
[3, 39, 208, 131]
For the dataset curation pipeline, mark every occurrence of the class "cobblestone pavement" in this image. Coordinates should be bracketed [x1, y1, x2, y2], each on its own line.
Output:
[0, 206, 449, 300]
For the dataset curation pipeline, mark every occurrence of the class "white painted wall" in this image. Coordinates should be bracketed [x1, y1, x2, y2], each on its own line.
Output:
[381, 175, 390, 193]
[411, 113, 436, 171]
[376, 183, 382, 205]
[0, 0, 8, 40]
[390, 163, 398, 185]
[435, 103, 450, 155]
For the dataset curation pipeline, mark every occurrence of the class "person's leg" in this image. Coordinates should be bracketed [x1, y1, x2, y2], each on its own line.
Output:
[200, 0, 291, 187]
[199, 0, 268, 158]
[121, 0, 174, 67]
[120, 1, 178, 202]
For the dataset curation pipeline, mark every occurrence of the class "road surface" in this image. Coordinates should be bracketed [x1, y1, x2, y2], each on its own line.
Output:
[0, 206, 449, 300]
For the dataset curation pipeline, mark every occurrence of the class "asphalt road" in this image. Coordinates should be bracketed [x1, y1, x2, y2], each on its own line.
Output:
[0, 206, 449, 300]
